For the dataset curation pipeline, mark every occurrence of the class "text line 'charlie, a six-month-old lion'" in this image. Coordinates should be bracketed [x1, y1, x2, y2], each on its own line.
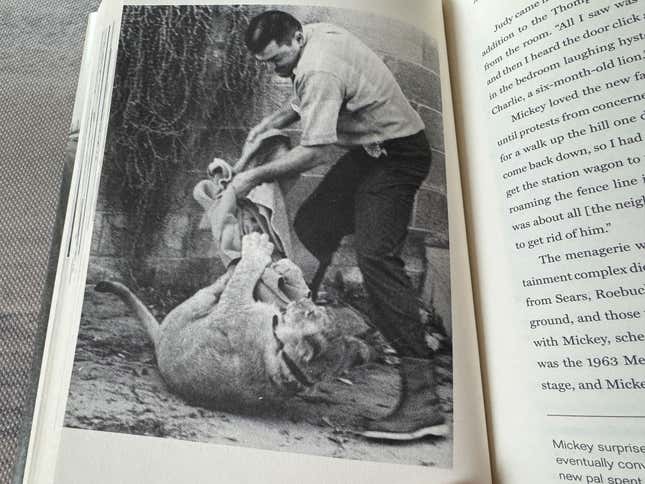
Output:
[96, 232, 372, 413]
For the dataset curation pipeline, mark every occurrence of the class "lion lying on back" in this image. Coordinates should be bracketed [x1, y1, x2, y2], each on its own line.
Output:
[96, 233, 371, 411]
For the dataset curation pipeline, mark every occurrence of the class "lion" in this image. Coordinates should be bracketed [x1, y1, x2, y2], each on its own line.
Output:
[95, 232, 371, 412]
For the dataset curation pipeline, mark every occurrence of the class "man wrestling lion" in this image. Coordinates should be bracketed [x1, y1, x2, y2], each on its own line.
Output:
[97, 127, 372, 411]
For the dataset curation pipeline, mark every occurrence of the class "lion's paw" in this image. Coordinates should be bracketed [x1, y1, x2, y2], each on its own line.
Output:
[241, 232, 274, 261]
[272, 259, 310, 300]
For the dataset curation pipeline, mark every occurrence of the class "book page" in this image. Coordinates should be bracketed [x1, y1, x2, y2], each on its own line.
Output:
[446, 0, 645, 483]
[23, 0, 491, 483]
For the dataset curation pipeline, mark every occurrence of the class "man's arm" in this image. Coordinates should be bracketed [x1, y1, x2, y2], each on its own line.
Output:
[264, 105, 300, 130]
[230, 144, 332, 198]
[247, 105, 300, 144]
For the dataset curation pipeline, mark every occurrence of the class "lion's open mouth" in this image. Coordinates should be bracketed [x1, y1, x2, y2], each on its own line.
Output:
[279, 349, 314, 388]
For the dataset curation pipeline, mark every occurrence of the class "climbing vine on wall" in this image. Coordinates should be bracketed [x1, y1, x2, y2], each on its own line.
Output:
[107, 5, 267, 263]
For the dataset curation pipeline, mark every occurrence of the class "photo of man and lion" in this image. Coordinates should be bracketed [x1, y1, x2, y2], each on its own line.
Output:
[64, 4, 453, 467]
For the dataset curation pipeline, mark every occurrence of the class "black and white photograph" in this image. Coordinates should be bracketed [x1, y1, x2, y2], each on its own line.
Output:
[63, 4, 453, 467]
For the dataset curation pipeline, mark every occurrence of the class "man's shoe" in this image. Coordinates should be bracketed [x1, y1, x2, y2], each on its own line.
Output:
[360, 357, 448, 441]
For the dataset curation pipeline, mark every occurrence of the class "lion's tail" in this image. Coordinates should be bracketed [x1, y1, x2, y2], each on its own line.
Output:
[95, 281, 160, 348]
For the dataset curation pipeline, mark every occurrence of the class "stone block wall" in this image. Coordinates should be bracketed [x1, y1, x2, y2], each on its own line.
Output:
[88, 6, 451, 334]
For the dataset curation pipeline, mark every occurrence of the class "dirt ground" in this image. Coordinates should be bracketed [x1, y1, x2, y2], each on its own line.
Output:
[64, 284, 453, 467]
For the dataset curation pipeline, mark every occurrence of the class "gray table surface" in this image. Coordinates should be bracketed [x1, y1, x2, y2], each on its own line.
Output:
[0, 1, 99, 482]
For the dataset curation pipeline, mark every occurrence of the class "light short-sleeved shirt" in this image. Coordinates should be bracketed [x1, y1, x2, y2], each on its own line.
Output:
[290, 23, 425, 147]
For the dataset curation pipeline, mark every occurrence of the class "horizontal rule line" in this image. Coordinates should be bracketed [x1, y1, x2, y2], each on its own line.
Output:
[547, 414, 645, 418]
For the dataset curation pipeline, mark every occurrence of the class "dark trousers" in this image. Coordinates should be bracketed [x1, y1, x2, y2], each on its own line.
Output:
[294, 131, 432, 359]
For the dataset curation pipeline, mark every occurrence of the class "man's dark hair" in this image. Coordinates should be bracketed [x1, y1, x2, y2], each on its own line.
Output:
[245, 10, 302, 54]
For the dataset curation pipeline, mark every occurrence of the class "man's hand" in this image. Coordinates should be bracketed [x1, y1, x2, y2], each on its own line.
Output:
[232, 144, 332, 200]
[230, 169, 259, 200]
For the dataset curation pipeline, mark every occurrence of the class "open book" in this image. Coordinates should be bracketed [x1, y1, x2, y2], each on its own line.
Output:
[14, 0, 645, 483]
